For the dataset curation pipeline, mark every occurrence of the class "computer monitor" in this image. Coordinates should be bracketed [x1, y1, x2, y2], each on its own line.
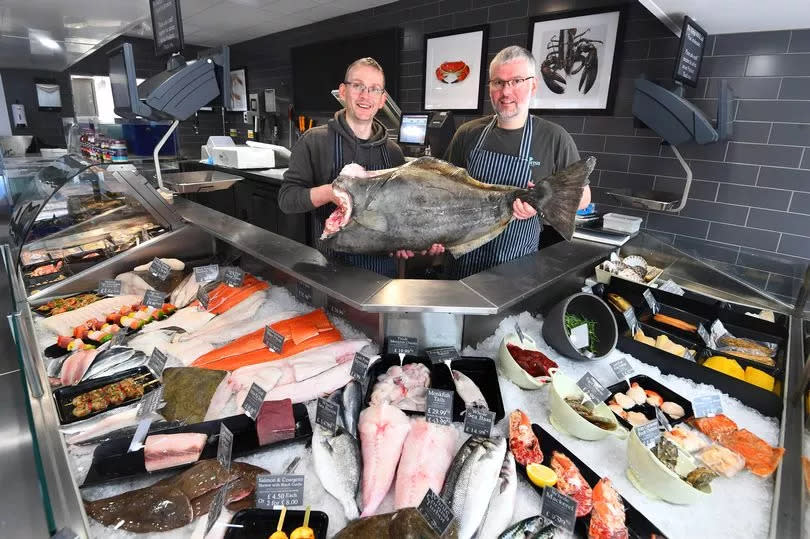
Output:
[108, 43, 154, 119]
[398, 114, 429, 145]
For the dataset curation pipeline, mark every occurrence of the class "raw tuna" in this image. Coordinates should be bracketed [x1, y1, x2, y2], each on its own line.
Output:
[144, 433, 208, 472]
[256, 399, 296, 446]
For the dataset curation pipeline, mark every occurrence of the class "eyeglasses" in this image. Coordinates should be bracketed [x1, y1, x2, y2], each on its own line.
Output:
[488, 76, 534, 90]
[343, 81, 385, 96]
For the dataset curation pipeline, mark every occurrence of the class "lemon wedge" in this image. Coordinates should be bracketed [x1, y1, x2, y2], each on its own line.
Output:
[527, 463, 558, 488]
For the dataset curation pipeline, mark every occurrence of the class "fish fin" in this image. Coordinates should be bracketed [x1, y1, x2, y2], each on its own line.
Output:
[405, 157, 470, 180]
[447, 222, 509, 258]
[353, 211, 389, 233]
[520, 156, 595, 241]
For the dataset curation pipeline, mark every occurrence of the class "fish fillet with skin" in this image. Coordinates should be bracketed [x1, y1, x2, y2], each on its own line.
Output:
[62, 406, 140, 444]
[172, 290, 270, 343]
[394, 418, 458, 509]
[144, 433, 208, 472]
[359, 403, 412, 517]
[262, 360, 354, 404]
[60, 348, 99, 386]
[142, 305, 214, 334]
[41, 294, 142, 335]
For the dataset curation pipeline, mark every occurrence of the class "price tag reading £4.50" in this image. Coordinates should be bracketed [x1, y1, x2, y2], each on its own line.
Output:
[256, 474, 305, 508]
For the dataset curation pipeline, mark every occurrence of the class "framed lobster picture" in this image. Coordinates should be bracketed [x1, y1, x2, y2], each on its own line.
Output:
[423, 25, 489, 112]
[528, 6, 626, 114]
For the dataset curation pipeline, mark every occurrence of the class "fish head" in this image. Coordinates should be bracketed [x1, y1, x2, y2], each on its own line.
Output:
[321, 174, 381, 240]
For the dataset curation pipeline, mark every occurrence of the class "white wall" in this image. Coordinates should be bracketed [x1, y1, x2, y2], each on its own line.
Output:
[0, 74, 11, 136]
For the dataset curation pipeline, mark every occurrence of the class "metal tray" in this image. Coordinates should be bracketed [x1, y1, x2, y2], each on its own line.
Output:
[162, 171, 243, 193]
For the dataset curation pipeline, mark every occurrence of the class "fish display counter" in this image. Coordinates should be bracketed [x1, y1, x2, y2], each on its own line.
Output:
[3, 171, 807, 538]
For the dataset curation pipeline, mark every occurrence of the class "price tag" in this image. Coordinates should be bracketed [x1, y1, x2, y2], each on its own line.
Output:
[635, 419, 662, 448]
[463, 407, 495, 437]
[569, 323, 590, 350]
[514, 323, 526, 343]
[147, 348, 167, 377]
[426, 346, 460, 364]
[350, 352, 371, 382]
[295, 282, 313, 304]
[692, 394, 723, 418]
[426, 388, 454, 426]
[263, 326, 285, 353]
[610, 358, 634, 380]
[623, 307, 638, 333]
[417, 488, 455, 537]
[256, 474, 305, 508]
[98, 279, 122, 296]
[149, 257, 172, 281]
[655, 406, 673, 431]
[217, 423, 233, 471]
[327, 298, 345, 318]
[142, 289, 166, 309]
[194, 264, 220, 283]
[242, 383, 267, 420]
[576, 372, 611, 403]
[682, 348, 696, 362]
[316, 397, 340, 434]
[205, 487, 227, 534]
[223, 267, 245, 288]
[110, 329, 127, 347]
[128, 386, 164, 453]
[540, 487, 577, 534]
[643, 289, 660, 314]
[196, 287, 209, 310]
[388, 336, 418, 356]
[697, 323, 711, 345]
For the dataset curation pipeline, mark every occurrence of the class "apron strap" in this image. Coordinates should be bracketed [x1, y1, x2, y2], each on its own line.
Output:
[471, 116, 498, 153]
[519, 115, 534, 160]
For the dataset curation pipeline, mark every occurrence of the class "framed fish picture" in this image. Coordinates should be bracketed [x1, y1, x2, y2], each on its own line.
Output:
[230, 68, 248, 112]
[423, 25, 489, 112]
[528, 6, 626, 114]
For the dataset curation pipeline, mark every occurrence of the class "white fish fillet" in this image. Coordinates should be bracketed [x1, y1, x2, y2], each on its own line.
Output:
[263, 361, 353, 404]
[173, 290, 268, 343]
[128, 330, 173, 357]
[41, 294, 142, 335]
[290, 339, 371, 381]
[476, 451, 517, 539]
[394, 418, 458, 509]
[234, 366, 286, 412]
[359, 403, 411, 517]
[142, 306, 215, 334]
[204, 374, 235, 421]
[114, 271, 153, 296]
[62, 406, 140, 444]
[169, 273, 199, 308]
[164, 340, 216, 367]
[60, 348, 99, 386]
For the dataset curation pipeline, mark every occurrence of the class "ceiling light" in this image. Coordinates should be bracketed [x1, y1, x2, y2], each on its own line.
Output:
[38, 35, 61, 50]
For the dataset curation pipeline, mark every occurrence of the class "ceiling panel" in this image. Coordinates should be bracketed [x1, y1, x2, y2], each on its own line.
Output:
[641, 0, 810, 35]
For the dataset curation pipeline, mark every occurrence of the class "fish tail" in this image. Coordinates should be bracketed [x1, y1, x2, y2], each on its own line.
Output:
[517, 156, 595, 241]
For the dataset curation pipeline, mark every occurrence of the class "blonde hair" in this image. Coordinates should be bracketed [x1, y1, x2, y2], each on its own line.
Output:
[344, 57, 386, 86]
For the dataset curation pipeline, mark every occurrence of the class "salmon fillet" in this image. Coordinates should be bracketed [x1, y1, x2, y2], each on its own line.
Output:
[719, 429, 785, 477]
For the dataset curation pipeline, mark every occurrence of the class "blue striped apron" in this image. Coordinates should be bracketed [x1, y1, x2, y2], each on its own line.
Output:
[312, 131, 397, 277]
[448, 115, 540, 279]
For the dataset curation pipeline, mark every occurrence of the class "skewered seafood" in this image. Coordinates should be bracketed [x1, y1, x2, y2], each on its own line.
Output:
[70, 375, 155, 417]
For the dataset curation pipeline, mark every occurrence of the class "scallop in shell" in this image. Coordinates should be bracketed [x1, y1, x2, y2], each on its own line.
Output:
[617, 267, 644, 283]
[623, 255, 648, 270]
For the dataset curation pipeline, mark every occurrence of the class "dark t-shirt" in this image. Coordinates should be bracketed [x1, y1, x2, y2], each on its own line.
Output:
[444, 115, 581, 182]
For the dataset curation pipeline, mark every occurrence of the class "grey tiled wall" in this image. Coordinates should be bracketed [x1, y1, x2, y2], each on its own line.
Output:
[224, 0, 808, 300]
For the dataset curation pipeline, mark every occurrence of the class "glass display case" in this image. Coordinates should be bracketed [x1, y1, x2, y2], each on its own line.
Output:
[2, 154, 183, 298]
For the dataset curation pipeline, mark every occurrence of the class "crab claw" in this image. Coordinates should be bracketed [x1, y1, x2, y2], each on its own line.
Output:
[579, 54, 598, 94]
[542, 67, 566, 94]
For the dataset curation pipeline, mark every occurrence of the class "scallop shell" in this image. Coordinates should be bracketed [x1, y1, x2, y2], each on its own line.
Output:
[623, 255, 648, 270]
[617, 267, 644, 283]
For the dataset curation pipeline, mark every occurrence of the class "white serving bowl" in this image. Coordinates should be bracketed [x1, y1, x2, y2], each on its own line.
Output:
[497, 333, 555, 389]
[548, 372, 627, 441]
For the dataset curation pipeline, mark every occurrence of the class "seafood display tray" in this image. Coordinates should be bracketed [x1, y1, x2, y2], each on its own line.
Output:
[522, 423, 666, 538]
[52, 366, 159, 426]
[81, 404, 312, 487]
[364, 354, 506, 422]
[605, 374, 693, 431]
[224, 509, 329, 539]
[32, 292, 103, 318]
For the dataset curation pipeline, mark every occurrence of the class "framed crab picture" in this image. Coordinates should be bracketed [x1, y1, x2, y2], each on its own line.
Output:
[423, 25, 488, 112]
[528, 7, 625, 114]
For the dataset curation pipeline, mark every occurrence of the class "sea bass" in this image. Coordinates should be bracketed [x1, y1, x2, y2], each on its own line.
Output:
[321, 156, 594, 256]
[359, 403, 412, 517]
[441, 436, 507, 539]
[477, 450, 518, 539]
[394, 418, 458, 509]
[312, 422, 362, 519]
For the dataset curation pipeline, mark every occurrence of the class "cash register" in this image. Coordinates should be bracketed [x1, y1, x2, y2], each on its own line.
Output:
[397, 112, 455, 159]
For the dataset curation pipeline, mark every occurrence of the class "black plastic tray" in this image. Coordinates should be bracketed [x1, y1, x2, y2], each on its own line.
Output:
[81, 404, 312, 487]
[639, 303, 708, 343]
[363, 354, 505, 422]
[633, 322, 702, 358]
[605, 374, 693, 431]
[704, 321, 784, 375]
[518, 423, 667, 538]
[52, 365, 159, 426]
[224, 509, 329, 539]
[32, 292, 103, 318]
[696, 348, 783, 397]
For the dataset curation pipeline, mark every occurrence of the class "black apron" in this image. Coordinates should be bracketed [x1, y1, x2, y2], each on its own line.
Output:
[447, 116, 540, 279]
[312, 131, 397, 277]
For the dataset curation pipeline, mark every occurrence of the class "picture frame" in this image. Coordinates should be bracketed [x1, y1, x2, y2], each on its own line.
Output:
[423, 25, 488, 112]
[229, 68, 248, 112]
[35, 80, 62, 111]
[528, 7, 625, 114]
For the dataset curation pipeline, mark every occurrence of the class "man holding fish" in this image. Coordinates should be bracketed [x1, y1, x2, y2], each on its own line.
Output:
[444, 45, 592, 278]
[279, 57, 441, 277]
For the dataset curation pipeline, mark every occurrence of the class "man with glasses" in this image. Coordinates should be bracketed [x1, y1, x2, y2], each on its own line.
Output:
[443, 45, 592, 279]
[279, 57, 411, 277]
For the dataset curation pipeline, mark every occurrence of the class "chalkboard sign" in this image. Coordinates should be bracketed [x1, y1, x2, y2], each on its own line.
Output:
[98, 280, 122, 296]
[673, 15, 707, 87]
[417, 489, 454, 536]
[149, 0, 184, 57]
[426, 389, 454, 426]
[256, 474, 305, 508]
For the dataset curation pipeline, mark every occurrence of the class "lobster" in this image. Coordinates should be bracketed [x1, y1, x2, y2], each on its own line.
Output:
[541, 28, 602, 94]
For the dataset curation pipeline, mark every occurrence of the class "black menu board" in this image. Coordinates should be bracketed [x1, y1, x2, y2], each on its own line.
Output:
[150, 0, 184, 57]
[673, 15, 707, 87]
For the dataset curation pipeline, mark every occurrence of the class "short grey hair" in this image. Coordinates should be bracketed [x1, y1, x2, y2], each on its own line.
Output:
[344, 57, 385, 87]
[489, 46, 537, 77]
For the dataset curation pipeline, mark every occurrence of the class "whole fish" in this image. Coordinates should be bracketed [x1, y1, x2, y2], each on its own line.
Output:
[442, 436, 507, 539]
[359, 403, 412, 517]
[498, 515, 555, 539]
[321, 156, 594, 255]
[451, 369, 488, 409]
[84, 485, 193, 533]
[477, 450, 518, 539]
[341, 379, 363, 439]
[312, 423, 362, 519]
[62, 405, 140, 444]
[440, 436, 478, 503]
[83, 348, 146, 381]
